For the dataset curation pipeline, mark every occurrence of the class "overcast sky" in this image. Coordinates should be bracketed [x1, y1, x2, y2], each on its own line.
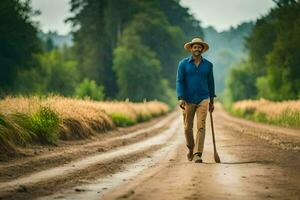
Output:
[180, 0, 275, 31]
[31, 0, 275, 35]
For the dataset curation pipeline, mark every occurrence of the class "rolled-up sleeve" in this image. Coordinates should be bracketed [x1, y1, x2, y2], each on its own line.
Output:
[207, 64, 217, 98]
[176, 61, 185, 99]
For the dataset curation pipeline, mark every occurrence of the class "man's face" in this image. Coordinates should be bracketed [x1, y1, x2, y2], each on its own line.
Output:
[191, 43, 203, 56]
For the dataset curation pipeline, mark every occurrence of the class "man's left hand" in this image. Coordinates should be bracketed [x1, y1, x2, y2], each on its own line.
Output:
[209, 102, 214, 113]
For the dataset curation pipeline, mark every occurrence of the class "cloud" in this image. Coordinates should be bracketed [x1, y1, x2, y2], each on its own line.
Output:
[180, 0, 275, 31]
[31, 0, 71, 35]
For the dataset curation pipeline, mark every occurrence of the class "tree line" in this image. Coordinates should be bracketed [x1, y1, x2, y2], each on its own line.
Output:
[0, 0, 204, 106]
[224, 0, 300, 106]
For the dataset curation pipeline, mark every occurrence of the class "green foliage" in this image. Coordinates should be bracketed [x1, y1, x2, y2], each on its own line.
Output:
[244, 1, 300, 101]
[0, 113, 33, 150]
[157, 79, 177, 109]
[0, 0, 41, 93]
[44, 37, 56, 52]
[112, 9, 182, 105]
[68, 0, 134, 97]
[16, 48, 80, 96]
[230, 107, 300, 129]
[156, 0, 204, 41]
[261, 12, 300, 100]
[271, 109, 300, 128]
[6, 106, 60, 144]
[212, 49, 238, 94]
[28, 106, 60, 144]
[204, 22, 254, 95]
[113, 30, 164, 101]
[109, 113, 136, 127]
[74, 78, 105, 101]
[1, 0, 206, 105]
[225, 59, 257, 103]
[0, 106, 60, 151]
[136, 113, 152, 123]
[68, 0, 203, 99]
[126, 12, 185, 88]
[253, 111, 268, 123]
[225, 1, 300, 103]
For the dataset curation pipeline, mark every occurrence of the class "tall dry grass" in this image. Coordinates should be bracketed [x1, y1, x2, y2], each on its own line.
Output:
[231, 98, 300, 128]
[0, 94, 169, 154]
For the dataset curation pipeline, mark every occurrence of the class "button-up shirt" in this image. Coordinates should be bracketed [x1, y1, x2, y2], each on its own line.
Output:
[176, 55, 217, 104]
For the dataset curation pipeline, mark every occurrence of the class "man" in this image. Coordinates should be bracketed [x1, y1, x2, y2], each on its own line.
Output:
[176, 37, 216, 163]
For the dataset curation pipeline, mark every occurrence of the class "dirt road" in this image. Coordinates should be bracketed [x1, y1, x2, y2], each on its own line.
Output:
[0, 103, 299, 200]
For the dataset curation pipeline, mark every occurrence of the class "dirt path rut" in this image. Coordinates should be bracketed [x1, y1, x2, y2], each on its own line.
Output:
[0, 104, 299, 200]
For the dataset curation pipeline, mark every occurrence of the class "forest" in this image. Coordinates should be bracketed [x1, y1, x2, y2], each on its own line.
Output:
[0, 0, 205, 108]
[0, 0, 299, 108]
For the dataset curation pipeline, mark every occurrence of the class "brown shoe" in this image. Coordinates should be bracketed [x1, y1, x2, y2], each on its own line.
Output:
[194, 152, 203, 163]
[187, 149, 193, 161]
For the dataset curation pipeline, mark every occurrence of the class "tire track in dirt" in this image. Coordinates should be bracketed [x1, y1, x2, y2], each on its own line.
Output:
[0, 111, 178, 182]
[36, 123, 184, 200]
[0, 115, 182, 199]
[2, 104, 299, 200]
[100, 104, 300, 200]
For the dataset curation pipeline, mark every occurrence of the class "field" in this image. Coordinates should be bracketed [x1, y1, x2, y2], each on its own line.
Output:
[0, 95, 169, 154]
[231, 98, 300, 129]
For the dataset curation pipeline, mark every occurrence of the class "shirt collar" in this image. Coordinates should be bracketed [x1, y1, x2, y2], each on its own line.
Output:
[188, 55, 204, 63]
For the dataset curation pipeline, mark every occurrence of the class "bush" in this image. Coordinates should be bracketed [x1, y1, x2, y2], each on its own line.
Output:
[230, 99, 300, 128]
[16, 49, 80, 96]
[270, 110, 300, 128]
[136, 113, 152, 123]
[253, 111, 267, 122]
[74, 78, 105, 100]
[109, 113, 136, 127]
[29, 106, 60, 144]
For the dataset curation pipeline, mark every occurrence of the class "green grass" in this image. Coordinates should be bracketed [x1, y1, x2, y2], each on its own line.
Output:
[0, 106, 60, 153]
[0, 114, 16, 152]
[0, 98, 170, 155]
[109, 113, 136, 127]
[28, 106, 60, 144]
[0, 113, 33, 145]
[136, 113, 152, 123]
[230, 107, 300, 129]
[269, 110, 300, 128]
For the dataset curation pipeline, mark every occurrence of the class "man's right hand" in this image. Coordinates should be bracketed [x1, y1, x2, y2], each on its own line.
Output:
[179, 100, 186, 110]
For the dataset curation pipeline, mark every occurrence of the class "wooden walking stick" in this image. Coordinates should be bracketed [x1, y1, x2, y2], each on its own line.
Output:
[209, 111, 221, 163]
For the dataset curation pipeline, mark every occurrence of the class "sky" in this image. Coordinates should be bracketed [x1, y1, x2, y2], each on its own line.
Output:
[31, 0, 71, 35]
[31, 0, 275, 35]
[179, 0, 275, 31]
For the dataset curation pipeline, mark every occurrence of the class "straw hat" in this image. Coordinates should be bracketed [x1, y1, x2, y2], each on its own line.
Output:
[184, 37, 209, 53]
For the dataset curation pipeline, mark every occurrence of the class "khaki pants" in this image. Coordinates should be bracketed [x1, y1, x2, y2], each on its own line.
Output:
[182, 98, 209, 155]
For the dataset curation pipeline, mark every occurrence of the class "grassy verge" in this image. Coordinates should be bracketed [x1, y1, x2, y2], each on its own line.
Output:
[0, 95, 169, 154]
[228, 98, 300, 129]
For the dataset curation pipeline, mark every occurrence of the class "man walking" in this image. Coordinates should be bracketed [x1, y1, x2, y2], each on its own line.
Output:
[176, 37, 216, 163]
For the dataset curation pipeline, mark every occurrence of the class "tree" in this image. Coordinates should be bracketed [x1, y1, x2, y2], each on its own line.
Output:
[227, 0, 300, 102]
[156, 0, 204, 41]
[16, 48, 80, 96]
[225, 59, 257, 102]
[124, 12, 184, 88]
[67, 0, 204, 98]
[0, 0, 41, 94]
[74, 78, 105, 100]
[113, 27, 166, 102]
[67, 0, 144, 98]
[44, 37, 55, 52]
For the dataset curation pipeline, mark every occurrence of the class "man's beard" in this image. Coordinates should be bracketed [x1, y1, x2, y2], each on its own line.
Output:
[192, 51, 201, 56]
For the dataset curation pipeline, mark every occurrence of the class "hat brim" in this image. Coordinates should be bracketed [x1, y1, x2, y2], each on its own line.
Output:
[184, 41, 209, 53]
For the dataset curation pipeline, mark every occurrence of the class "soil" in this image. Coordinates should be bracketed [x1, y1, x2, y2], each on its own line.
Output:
[0, 103, 299, 200]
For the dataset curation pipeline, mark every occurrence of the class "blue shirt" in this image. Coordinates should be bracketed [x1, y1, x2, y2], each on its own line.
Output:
[176, 55, 217, 104]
